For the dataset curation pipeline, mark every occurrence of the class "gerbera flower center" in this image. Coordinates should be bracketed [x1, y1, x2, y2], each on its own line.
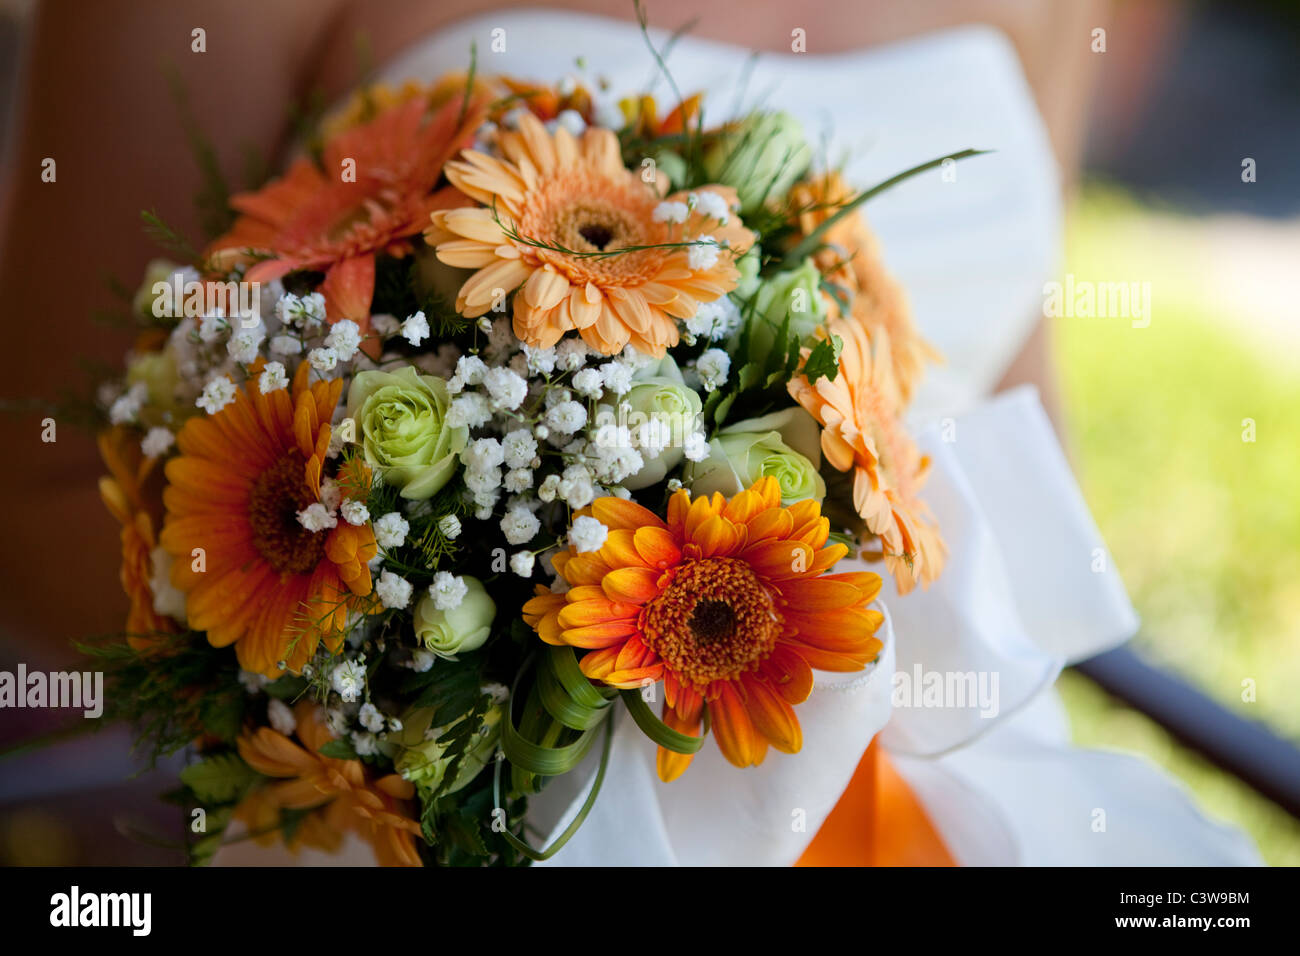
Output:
[248, 452, 329, 575]
[642, 558, 783, 687]
[518, 176, 668, 286]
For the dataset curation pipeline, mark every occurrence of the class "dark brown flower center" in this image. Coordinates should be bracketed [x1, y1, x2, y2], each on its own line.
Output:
[641, 558, 782, 687]
[248, 452, 328, 575]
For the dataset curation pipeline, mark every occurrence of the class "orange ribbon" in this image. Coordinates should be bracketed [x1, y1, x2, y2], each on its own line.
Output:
[796, 739, 955, 866]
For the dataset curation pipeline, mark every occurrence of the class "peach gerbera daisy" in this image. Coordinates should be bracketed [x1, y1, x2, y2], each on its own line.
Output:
[522, 477, 884, 782]
[788, 318, 946, 594]
[236, 702, 423, 867]
[426, 112, 753, 357]
[159, 363, 377, 677]
[791, 172, 939, 404]
[209, 95, 484, 341]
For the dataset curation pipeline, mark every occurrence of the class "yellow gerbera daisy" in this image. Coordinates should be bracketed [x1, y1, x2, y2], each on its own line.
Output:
[426, 112, 754, 357]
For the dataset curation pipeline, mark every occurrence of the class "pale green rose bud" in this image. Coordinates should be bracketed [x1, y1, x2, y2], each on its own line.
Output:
[344, 365, 468, 499]
[413, 576, 495, 658]
[133, 259, 182, 320]
[390, 702, 503, 795]
[599, 357, 703, 490]
[125, 349, 180, 417]
[686, 407, 826, 505]
[744, 259, 828, 364]
[702, 111, 812, 214]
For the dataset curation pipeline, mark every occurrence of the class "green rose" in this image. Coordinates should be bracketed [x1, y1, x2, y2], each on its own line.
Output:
[413, 576, 495, 659]
[389, 701, 503, 795]
[686, 407, 826, 505]
[133, 258, 182, 320]
[702, 112, 812, 215]
[600, 357, 703, 490]
[125, 350, 180, 419]
[345, 365, 467, 499]
[742, 259, 828, 364]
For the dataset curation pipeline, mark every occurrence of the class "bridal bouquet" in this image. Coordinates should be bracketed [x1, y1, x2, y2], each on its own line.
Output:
[90, 54, 965, 866]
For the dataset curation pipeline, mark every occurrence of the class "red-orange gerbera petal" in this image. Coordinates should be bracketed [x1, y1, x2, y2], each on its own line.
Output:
[526, 476, 884, 780]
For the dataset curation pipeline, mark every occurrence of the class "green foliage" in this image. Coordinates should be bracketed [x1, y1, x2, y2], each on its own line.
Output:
[78, 631, 246, 764]
[179, 752, 260, 804]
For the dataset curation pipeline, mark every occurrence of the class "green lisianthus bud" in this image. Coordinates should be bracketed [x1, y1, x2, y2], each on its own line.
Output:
[344, 365, 468, 499]
[686, 407, 825, 505]
[702, 112, 812, 214]
[413, 576, 495, 658]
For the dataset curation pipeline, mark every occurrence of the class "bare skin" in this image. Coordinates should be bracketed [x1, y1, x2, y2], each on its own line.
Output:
[0, 0, 1103, 659]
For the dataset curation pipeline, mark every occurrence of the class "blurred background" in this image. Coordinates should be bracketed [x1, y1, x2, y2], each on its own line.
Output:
[0, 0, 1297, 864]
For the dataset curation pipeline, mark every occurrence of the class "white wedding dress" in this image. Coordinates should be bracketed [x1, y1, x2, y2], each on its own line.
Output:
[219, 9, 1260, 866]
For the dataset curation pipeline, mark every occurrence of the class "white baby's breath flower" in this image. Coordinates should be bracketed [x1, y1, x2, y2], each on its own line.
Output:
[598, 361, 633, 396]
[456, 354, 488, 386]
[568, 515, 609, 553]
[500, 505, 540, 546]
[555, 337, 589, 371]
[308, 347, 338, 372]
[545, 400, 587, 435]
[227, 328, 265, 364]
[267, 698, 296, 735]
[324, 319, 363, 361]
[376, 569, 413, 609]
[270, 334, 303, 356]
[340, 499, 369, 526]
[683, 430, 711, 462]
[462, 436, 505, 471]
[504, 468, 533, 493]
[571, 367, 604, 399]
[430, 571, 469, 610]
[359, 702, 385, 733]
[691, 190, 730, 223]
[331, 659, 366, 703]
[402, 310, 430, 346]
[696, 348, 731, 392]
[688, 240, 720, 271]
[537, 474, 561, 503]
[554, 108, 587, 137]
[438, 514, 462, 539]
[258, 361, 289, 393]
[109, 383, 148, 425]
[238, 670, 269, 694]
[373, 512, 409, 550]
[296, 502, 338, 532]
[410, 649, 435, 673]
[196, 376, 237, 415]
[484, 366, 528, 411]
[653, 201, 689, 224]
[502, 428, 538, 469]
[140, 426, 174, 459]
[447, 393, 492, 429]
[370, 313, 401, 337]
[352, 732, 379, 757]
[510, 551, 536, 577]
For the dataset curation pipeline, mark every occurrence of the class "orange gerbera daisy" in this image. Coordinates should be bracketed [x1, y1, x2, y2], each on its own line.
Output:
[791, 172, 938, 404]
[159, 362, 377, 677]
[426, 112, 754, 357]
[522, 477, 884, 782]
[209, 95, 484, 340]
[236, 702, 423, 867]
[98, 426, 177, 647]
[788, 318, 946, 594]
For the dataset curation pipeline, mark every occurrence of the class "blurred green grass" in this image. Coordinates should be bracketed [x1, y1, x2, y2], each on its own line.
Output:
[1055, 185, 1300, 866]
